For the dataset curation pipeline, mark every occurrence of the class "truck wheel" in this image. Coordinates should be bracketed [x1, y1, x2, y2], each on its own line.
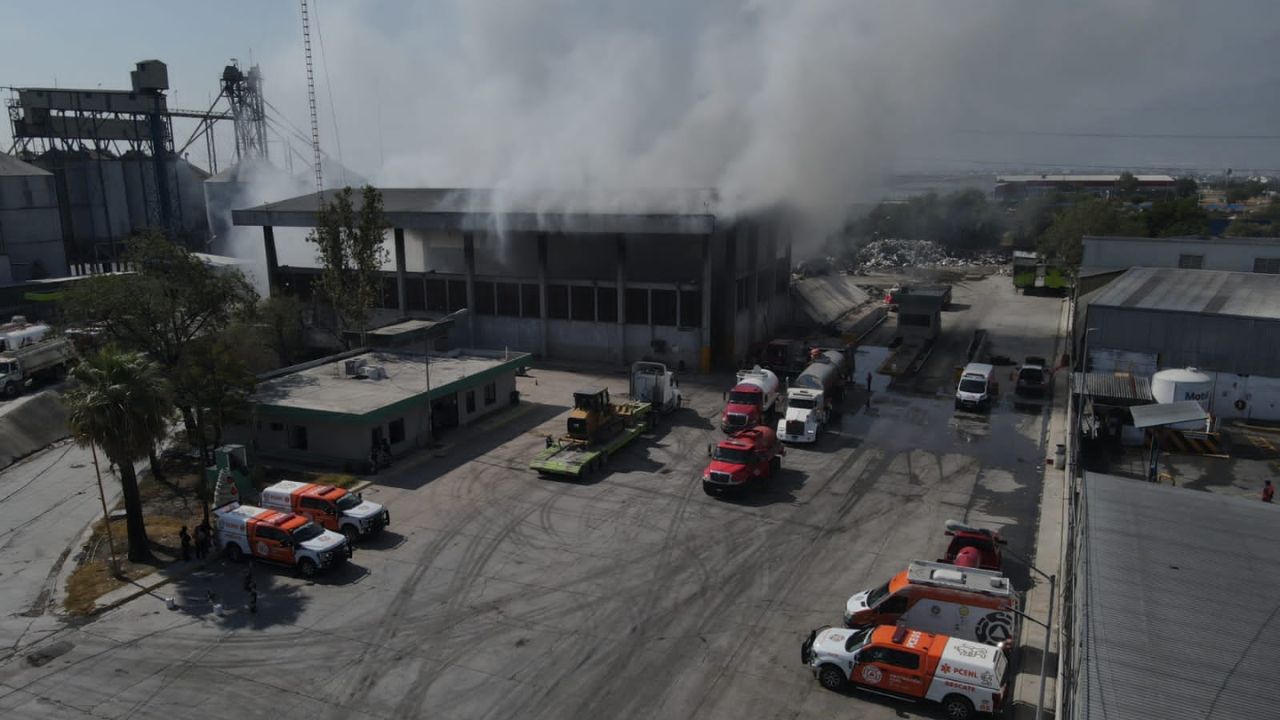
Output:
[342, 525, 360, 546]
[817, 664, 847, 692]
[769, 456, 781, 476]
[2, 383, 16, 399]
[225, 543, 243, 563]
[942, 694, 975, 720]
[298, 558, 318, 578]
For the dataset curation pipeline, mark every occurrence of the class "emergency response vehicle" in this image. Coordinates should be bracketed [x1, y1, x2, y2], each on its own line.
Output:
[214, 502, 351, 578]
[844, 560, 1018, 647]
[260, 480, 389, 543]
[801, 624, 1008, 719]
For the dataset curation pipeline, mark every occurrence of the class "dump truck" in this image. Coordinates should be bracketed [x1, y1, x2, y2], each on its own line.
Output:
[759, 339, 808, 379]
[0, 336, 74, 398]
[885, 284, 952, 310]
[530, 387, 652, 478]
[629, 361, 683, 414]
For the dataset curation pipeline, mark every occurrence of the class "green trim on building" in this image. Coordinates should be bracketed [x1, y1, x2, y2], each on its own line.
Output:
[254, 353, 532, 427]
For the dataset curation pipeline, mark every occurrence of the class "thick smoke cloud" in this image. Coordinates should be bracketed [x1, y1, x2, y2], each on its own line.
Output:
[251, 0, 1280, 242]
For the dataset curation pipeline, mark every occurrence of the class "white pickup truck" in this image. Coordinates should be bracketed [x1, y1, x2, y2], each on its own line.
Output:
[214, 502, 351, 577]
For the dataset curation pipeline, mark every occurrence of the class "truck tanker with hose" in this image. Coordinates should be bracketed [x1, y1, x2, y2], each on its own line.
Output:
[778, 349, 850, 443]
[531, 387, 653, 478]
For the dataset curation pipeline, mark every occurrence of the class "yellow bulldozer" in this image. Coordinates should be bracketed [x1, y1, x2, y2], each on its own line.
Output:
[563, 388, 641, 446]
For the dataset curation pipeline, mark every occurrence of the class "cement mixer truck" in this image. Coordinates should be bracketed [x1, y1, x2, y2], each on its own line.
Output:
[720, 366, 780, 433]
[778, 349, 851, 444]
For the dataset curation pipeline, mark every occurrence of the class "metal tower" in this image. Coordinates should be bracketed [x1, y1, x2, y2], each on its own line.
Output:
[221, 62, 269, 161]
[300, 0, 324, 196]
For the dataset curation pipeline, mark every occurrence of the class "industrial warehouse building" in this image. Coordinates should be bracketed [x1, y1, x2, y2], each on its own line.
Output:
[1079, 266, 1280, 421]
[0, 154, 67, 283]
[232, 188, 792, 372]
[236, 344, 531, 469]
[1081, 234, 1280, 276]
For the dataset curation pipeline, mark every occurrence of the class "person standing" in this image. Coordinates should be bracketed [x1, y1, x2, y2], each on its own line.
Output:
[1263, 480, 1275, 503]
[866, 372, 873, 393]
[193, 523, 209, 560]
[179, 526, 192, 562]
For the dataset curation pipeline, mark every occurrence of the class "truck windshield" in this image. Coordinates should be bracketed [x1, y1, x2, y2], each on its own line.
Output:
[1018, 369, 1044, 384]
[865, 581, 891, 608]
[712, 446, 752, 464]
[334, 493, 361, 511]
[0, 360, 15, 375]
[789, 398, 817, 410]
[959, 378, 986, 393]
[728, 390, 760, 405]
[845, 627, 873, 653]
[290, 522, 324, 544]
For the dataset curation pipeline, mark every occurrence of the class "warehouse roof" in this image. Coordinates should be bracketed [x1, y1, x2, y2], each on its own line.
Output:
[1083, 234, 1280, 247]
[0, 153, 51, 177]
[1090, 266, 1280, 320]
[1076, 472, 1280, 719]
[997, 174, 1174, 183]
[232, 187, 720, 235]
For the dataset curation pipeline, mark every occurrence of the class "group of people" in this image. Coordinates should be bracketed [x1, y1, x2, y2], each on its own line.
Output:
[178, 521, 213, 562]
[369, 438, 393, 474]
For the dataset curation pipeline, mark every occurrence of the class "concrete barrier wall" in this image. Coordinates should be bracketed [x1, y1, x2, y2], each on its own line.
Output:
[0, 391, 70, 471]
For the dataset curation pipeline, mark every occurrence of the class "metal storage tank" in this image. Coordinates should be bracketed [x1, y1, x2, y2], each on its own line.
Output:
[0, 153, 67, 281]
[1151, 367, 1213, 429]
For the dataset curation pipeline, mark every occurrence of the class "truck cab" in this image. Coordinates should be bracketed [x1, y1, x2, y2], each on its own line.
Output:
[703, 426, 784, 496]
[214, 502, 351, 577]
[629, 362, 682, 414]
[778, 387, 827, 443]
[801, 624, 1008, 719]
[938, 519, 1005, 571]
[721, 367, 780, 433]
[260, 481, 389, 544]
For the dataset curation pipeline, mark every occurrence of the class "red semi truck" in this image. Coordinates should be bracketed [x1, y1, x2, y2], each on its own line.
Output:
[720, 366, 780, 433]
[702, 425, 784, 496]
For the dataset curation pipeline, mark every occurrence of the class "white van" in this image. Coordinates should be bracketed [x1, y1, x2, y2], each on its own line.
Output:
[955, 363, 995, 411]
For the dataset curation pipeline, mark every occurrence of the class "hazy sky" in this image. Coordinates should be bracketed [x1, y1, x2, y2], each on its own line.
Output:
[3, 0, 1278, 223]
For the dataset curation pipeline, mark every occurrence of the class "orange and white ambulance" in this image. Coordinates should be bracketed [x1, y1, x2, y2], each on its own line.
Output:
[801, 624, 1008, 719]
[214, 502, 351, 577]
[843, 560, 1018, 647]
[260, 480, 389, 543]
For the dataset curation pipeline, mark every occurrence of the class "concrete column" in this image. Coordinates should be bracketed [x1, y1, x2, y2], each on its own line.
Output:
[615, 236, 626, 366]
[537, 234, 549, 358]
[763, 231, 776, 333]
[394, 228, 407, 314]
[263, 225, 279, 296]
[725, 228, 739, 366]
[463, 232, 476, 342]
[700, 235, 712, 373]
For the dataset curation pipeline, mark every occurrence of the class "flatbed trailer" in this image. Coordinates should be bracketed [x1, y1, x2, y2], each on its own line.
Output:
[530, 401, 653, 478]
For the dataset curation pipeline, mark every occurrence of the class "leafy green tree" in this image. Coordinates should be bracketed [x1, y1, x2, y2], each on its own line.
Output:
[1226, 179, 1267, 204]
[311, 186, 390, 348]
[254, 294, 308, 368]
[1145, 198, 1209, 237]
[1116, 171, 1140, 197]
[1037, 198, 1145, 266]
[1223, 219, 1275, 237]
[65, 350, 171, 563]
[62, 231, 258, 447]
[1173, 177, 1199, 199]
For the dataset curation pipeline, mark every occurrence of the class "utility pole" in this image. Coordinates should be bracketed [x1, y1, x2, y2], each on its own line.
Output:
[90, 442, 120, 576]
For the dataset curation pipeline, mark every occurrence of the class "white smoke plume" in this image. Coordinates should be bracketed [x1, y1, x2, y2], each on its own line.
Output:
[239, 0, 1279, 246]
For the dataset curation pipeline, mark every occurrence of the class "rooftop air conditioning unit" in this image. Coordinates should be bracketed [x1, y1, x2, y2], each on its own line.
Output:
[360, 365, 386, 380]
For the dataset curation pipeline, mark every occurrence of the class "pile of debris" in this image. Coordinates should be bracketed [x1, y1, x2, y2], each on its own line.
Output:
[851, 239, 1006, 270]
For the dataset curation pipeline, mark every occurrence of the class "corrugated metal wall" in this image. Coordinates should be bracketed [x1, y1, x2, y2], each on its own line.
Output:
[1087, 306, 1280, 376]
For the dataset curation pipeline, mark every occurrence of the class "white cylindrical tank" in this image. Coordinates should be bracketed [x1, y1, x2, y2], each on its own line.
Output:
[1151, 368, 1213, 428]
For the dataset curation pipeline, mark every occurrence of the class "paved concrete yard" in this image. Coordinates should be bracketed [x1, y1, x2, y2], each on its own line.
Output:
[0, 275, 1066, 720]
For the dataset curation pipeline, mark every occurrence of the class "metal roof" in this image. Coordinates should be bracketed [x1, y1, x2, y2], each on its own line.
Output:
[1128, 400, 1208, 429]
[0, 153, 51, 177]
[1090, 266, 1280, 320]
[997, 174, 1174, 183]
[1075, 472, 1280, 720]
[1072, 372, 1154, 403]
[232, 187, 720, 235]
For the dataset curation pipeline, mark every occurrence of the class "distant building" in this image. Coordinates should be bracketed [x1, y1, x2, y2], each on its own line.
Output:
[994, 174, 1175, 202]
[1079, 266, 1280, 421]
[1081, 234, 1280, 277]
[235, 345, 531, 469]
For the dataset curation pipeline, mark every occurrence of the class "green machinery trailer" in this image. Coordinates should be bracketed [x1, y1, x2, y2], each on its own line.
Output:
[1012, 251, 1069, 292]
[530, 400, 654, 478]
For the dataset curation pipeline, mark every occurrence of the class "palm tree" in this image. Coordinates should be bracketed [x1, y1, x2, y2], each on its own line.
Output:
[66, 350, 172, 563]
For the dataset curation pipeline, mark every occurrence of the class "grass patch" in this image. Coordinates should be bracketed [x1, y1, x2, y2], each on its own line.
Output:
[313, 473, 359, 489]
[63, 510, 201, 616]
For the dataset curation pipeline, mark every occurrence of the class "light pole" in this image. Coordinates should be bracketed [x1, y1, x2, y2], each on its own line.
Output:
[89, 442, 121, 577]
[1002, 543, 1056, 720]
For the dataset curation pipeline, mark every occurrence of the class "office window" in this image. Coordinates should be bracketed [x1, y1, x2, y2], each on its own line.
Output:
[625, 288, 649, 324]
[484, 381, 496, 406]
[406, 278, 426, 311]
[520, 283, 540, 318]
[288, 425, 308, 450]
[1254, 257, 1280, 274]
[651, 289, 677, 326]
[571, 286, 596, 321]
[1178, 254, 1203, 269]
[496, 282, 520, 316]
[389, 418, 405, 444]
[269, 422, 284, 432]
[679, 289, 701, 328]
[446, 280, 467, 311]
[425, 278, 448, 311]
[596, 286, 617, 322]
[382, 277, 399, 309]
[474, 281, 496, 315]
[465, 390, 476, 413]
[548, 285, 570, 319]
